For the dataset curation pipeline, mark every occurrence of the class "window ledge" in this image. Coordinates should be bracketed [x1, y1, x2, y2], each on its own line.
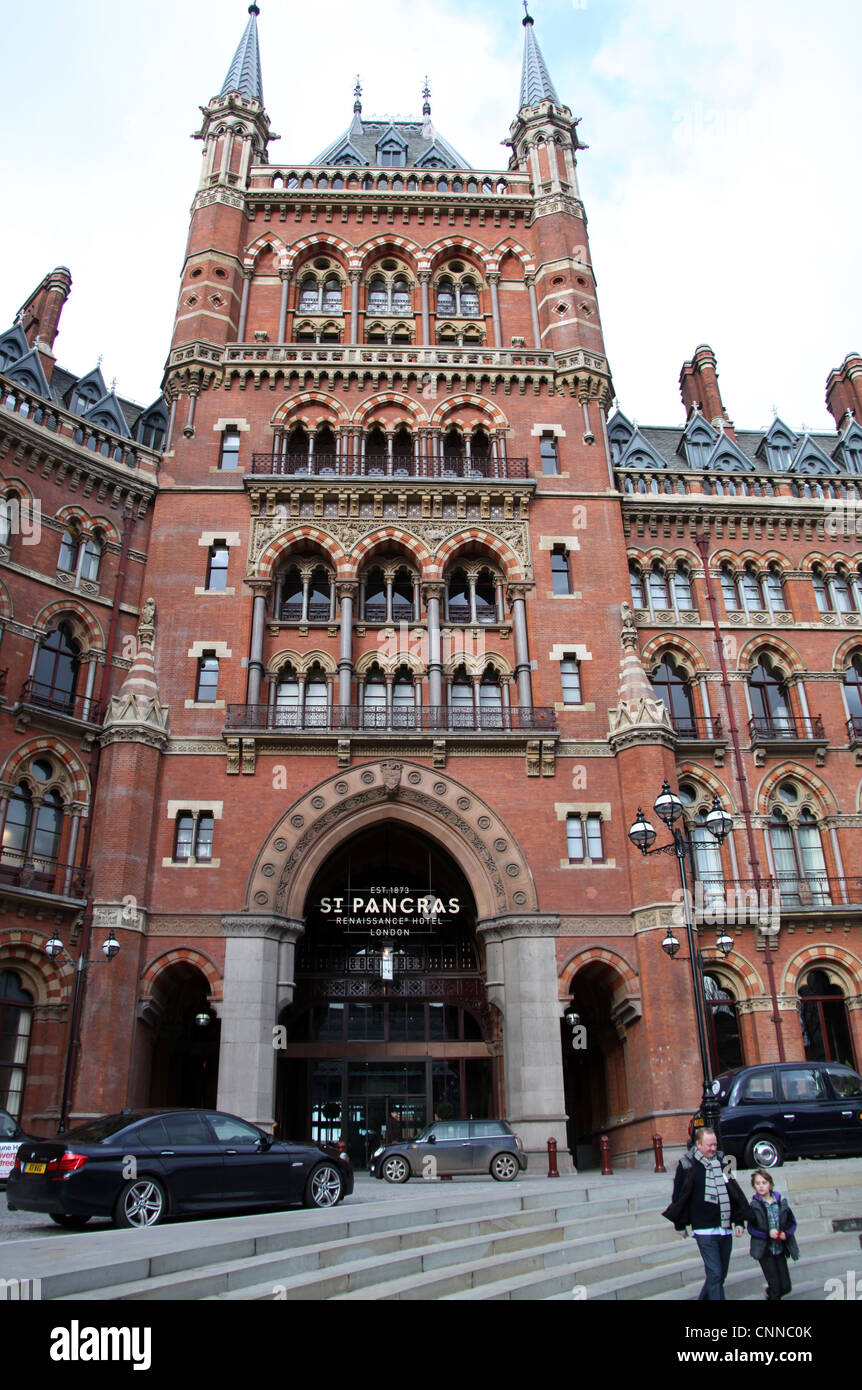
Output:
[194, 587, 236, 596]
[559, 858, 616, 870]
[185, 700, 226, 710]
[162, 858, 221, 868]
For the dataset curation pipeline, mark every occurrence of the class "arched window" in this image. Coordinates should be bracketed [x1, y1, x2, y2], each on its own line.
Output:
[298, 278, 319, 313]
[368, 278, 388, 315]
[474, 569, 496, 623]
[391, 569, 414, 621]
[769, 805, 830, 905]
[365, 426, 387, 475]
[275, 665, 301, 727]
[58, 528, 79, 574]
[33, 624, 81, 712]
[80, 534, 103, 583]
[304, 664, 329, 727]
[812, 566, 833, 613]
[703, 973, 743, 1073]
[749, 656, 791, 736]
[436, 279, 456, 316]
[720, 564, 742, 612]
[446, 569, 470, 623]
[1, 784, 33, 863]
[629, 564, 646, 610]
[0, 971, 34, 1119]
[460, 280, 480, 317]
[673, 565, 695, 611]
[478, 669, 503, 728]
[0, 495, 11, 547]
[392, 427, 413, 476]
[650, 657, 696, 736]
[798, 968, 856, 1067]
[391, 670, 416, 728]
[363, 664, 387, 726]
[741, 565, 765, 611]
[647, 565, 670, 610]
[844, 655, 862, 736]
[832, 567, 858, 615]
[308, 568, 333, 622]
[362, 567, 387, 623]
[449, 665, 474, 727]
[692, 808, 725, 907]
[765, 565, 787, 613]
[392, 279, 411, 315]
[322, 279, 343, 313]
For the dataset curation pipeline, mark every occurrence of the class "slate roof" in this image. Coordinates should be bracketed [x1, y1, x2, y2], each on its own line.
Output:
[313, 106, 471, 170]
[221, 3, 264, 105]
[520, 11, 560, 108]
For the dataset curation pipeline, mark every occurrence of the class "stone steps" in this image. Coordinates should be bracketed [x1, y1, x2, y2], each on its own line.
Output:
[8, 1161, 862, 1302]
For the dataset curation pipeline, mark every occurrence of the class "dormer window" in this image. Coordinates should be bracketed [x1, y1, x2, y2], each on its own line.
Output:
[378, 140, 405, 168]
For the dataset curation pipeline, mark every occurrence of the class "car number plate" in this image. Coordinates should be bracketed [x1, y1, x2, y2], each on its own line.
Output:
[24, 1161, 47, 1175]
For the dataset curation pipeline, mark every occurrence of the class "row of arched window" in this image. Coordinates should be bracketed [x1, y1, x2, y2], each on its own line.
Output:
[702, 967, 857, 1074]
[629, 559, 862, 622]
[650, 651, 862, 743]
[275, 553, 506, 626]
[2, 497, 105, 584]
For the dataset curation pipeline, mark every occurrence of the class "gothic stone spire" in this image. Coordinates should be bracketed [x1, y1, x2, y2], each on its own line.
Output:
[520, 4, 560, 109]
[221, 3, 264, 105]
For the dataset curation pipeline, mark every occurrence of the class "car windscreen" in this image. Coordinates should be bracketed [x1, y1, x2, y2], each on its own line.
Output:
[0, 1112, 21, 1139]
[825, 1069, 862, 1099]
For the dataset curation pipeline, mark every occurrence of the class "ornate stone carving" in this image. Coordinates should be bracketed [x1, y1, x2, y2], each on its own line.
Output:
[381, 760, 403, 796]
[138, 596, 156, 647]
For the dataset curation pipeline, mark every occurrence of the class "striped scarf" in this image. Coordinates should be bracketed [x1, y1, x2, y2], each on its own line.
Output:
[694, 1148, 731, 1226]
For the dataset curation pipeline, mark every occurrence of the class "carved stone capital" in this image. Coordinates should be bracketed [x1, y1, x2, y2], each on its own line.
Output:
[476, 914, 560, 941]
[222, 914, 305, 943]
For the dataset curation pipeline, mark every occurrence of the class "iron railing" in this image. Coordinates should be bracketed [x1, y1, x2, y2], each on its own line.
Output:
[748, 714, 825, 741]
[693, 875, 862, 910]
[848, 716, 862, 741]
[19, 679, 103, 725]
[0, 852, 90, 899]
[225, 704, 557, 733]
[250, 452, 529, 480]
[670, 713, 724, 739]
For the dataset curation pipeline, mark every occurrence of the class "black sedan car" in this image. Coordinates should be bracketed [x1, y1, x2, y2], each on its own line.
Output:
[692, 1061, 862, 1167]
[370, 1119, 527, 1182]
[7, 1108, 353, 1227]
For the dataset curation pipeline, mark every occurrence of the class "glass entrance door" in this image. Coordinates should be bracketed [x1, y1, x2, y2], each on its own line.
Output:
[346, 1062, 426, 1169]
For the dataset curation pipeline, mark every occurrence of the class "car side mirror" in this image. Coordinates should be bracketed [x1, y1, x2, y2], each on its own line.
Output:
[257, 1133, 273, 1151]
[426, 1134, 436, 1144]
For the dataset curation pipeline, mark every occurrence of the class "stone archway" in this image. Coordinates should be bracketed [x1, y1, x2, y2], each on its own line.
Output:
[218, 760, 568, 1162]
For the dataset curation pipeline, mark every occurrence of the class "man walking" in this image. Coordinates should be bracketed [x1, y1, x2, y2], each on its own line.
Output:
[663, 1128, 749, 1300]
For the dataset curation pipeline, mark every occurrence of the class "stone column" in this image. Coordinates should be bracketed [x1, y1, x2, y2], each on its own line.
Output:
[423, 582, 444, 710]
[218, 916, 304, 1130]
[419, 271, 431, 346]
[488, 272, 502, 347]
[507, 583, 534, 707]
[246, 581, 269, 707]
[237, 269, 253, 342]
[337, 581, 356, 707]
[526, 275, 542, 350]
[349, 269, 361, 346]
[277, 271, 291, 344]
[476, 915, 571, 1168]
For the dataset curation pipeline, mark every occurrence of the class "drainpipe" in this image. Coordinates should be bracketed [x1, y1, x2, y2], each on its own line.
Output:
[694, 529, 785, 1060]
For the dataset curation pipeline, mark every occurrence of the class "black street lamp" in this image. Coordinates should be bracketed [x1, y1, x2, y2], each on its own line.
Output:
[629, 779, 734, 1142]
[45, 927, 120, 1134]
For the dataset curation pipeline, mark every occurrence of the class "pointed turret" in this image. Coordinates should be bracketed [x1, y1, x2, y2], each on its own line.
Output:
[520, 5, 560, 108]
[222, 3, 264, 105]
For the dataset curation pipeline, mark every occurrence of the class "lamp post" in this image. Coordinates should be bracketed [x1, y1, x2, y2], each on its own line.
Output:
[629, 779, 734, 1142]
[45, 927, 120, 1134]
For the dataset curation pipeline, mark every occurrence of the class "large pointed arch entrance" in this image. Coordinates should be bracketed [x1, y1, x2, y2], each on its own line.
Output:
[277, 821, 500, 1167]
[218, 759, 570, 1166]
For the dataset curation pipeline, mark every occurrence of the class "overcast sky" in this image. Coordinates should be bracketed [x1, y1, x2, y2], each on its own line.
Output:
[1, 0, 860, 432]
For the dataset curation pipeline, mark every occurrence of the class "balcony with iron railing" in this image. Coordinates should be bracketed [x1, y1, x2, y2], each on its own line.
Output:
[748, 714, 827, 759]
[669, 713, 725, 744]
[19, 679, 104, 727]
[0, 852, 90, 902]
[250, 452, 529, 481]
[694, 875, 862, 915]
[219, 343, 555, 371]
[225, 704, 557, 734]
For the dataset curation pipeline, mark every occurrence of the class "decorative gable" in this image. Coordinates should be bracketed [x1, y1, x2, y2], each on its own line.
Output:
[705, 434, 754, 472]
[833, 419, 862, 475]
[0, 323, 30, 373]
[82, 391, 131, 439]
[4, 347, 51, 399]
[677, 412, 717, 469]
[756, 418, 798, 471]
[618, 428, 667, 471]
[791, 434, 840, 475]
[606, 410, 634, 464]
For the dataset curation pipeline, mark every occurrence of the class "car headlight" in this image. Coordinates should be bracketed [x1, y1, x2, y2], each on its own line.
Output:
[338, 1152, 349, 1162]
[372, 1147, 383, 1158]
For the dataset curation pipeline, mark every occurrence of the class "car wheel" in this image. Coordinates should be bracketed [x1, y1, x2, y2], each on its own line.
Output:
[490, 1152, 519, 1182]
[49, 1213, 91, 1228]
[380, 1154, 411, 1184]
[113, 1177, 167, 1228]
[743, 1135, 784, 1169]
[304, 1162, 343, 1208]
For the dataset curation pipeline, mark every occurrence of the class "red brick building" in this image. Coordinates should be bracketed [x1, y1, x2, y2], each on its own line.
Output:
[2, 6, 860, 1168]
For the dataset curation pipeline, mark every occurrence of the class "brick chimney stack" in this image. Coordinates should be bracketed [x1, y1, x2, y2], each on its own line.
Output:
[826, 353, 862, 429]
[15, 267, 72, 383]
[679, 344, 735, 439]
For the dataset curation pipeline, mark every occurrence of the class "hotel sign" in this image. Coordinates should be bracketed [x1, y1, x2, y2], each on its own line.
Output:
[319, 887, 460, 937]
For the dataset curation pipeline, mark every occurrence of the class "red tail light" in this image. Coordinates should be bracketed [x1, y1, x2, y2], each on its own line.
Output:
[47, 1152, 88, 1180]
[11, 1155, 21, 1172]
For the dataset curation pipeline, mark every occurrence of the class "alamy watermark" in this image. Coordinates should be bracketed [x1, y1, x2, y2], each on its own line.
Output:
[0, 497, 41, 545]
[672, 883, 781, 935]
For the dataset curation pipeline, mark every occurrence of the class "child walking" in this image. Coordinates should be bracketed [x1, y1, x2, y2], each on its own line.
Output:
[747, 1168, 799, 1300]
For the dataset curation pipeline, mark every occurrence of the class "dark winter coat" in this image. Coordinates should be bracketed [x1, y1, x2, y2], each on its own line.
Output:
[747, 1192, 799, 1262]
[662, 1152, 750, 1233]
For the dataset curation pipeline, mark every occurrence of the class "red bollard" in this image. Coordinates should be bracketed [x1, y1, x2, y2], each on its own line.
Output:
[547, 1137, 560, 1178]
[652, 1134, 666, 1174]
[337, 1139, 346, 1155]
[600, 1134, 613, 1175]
